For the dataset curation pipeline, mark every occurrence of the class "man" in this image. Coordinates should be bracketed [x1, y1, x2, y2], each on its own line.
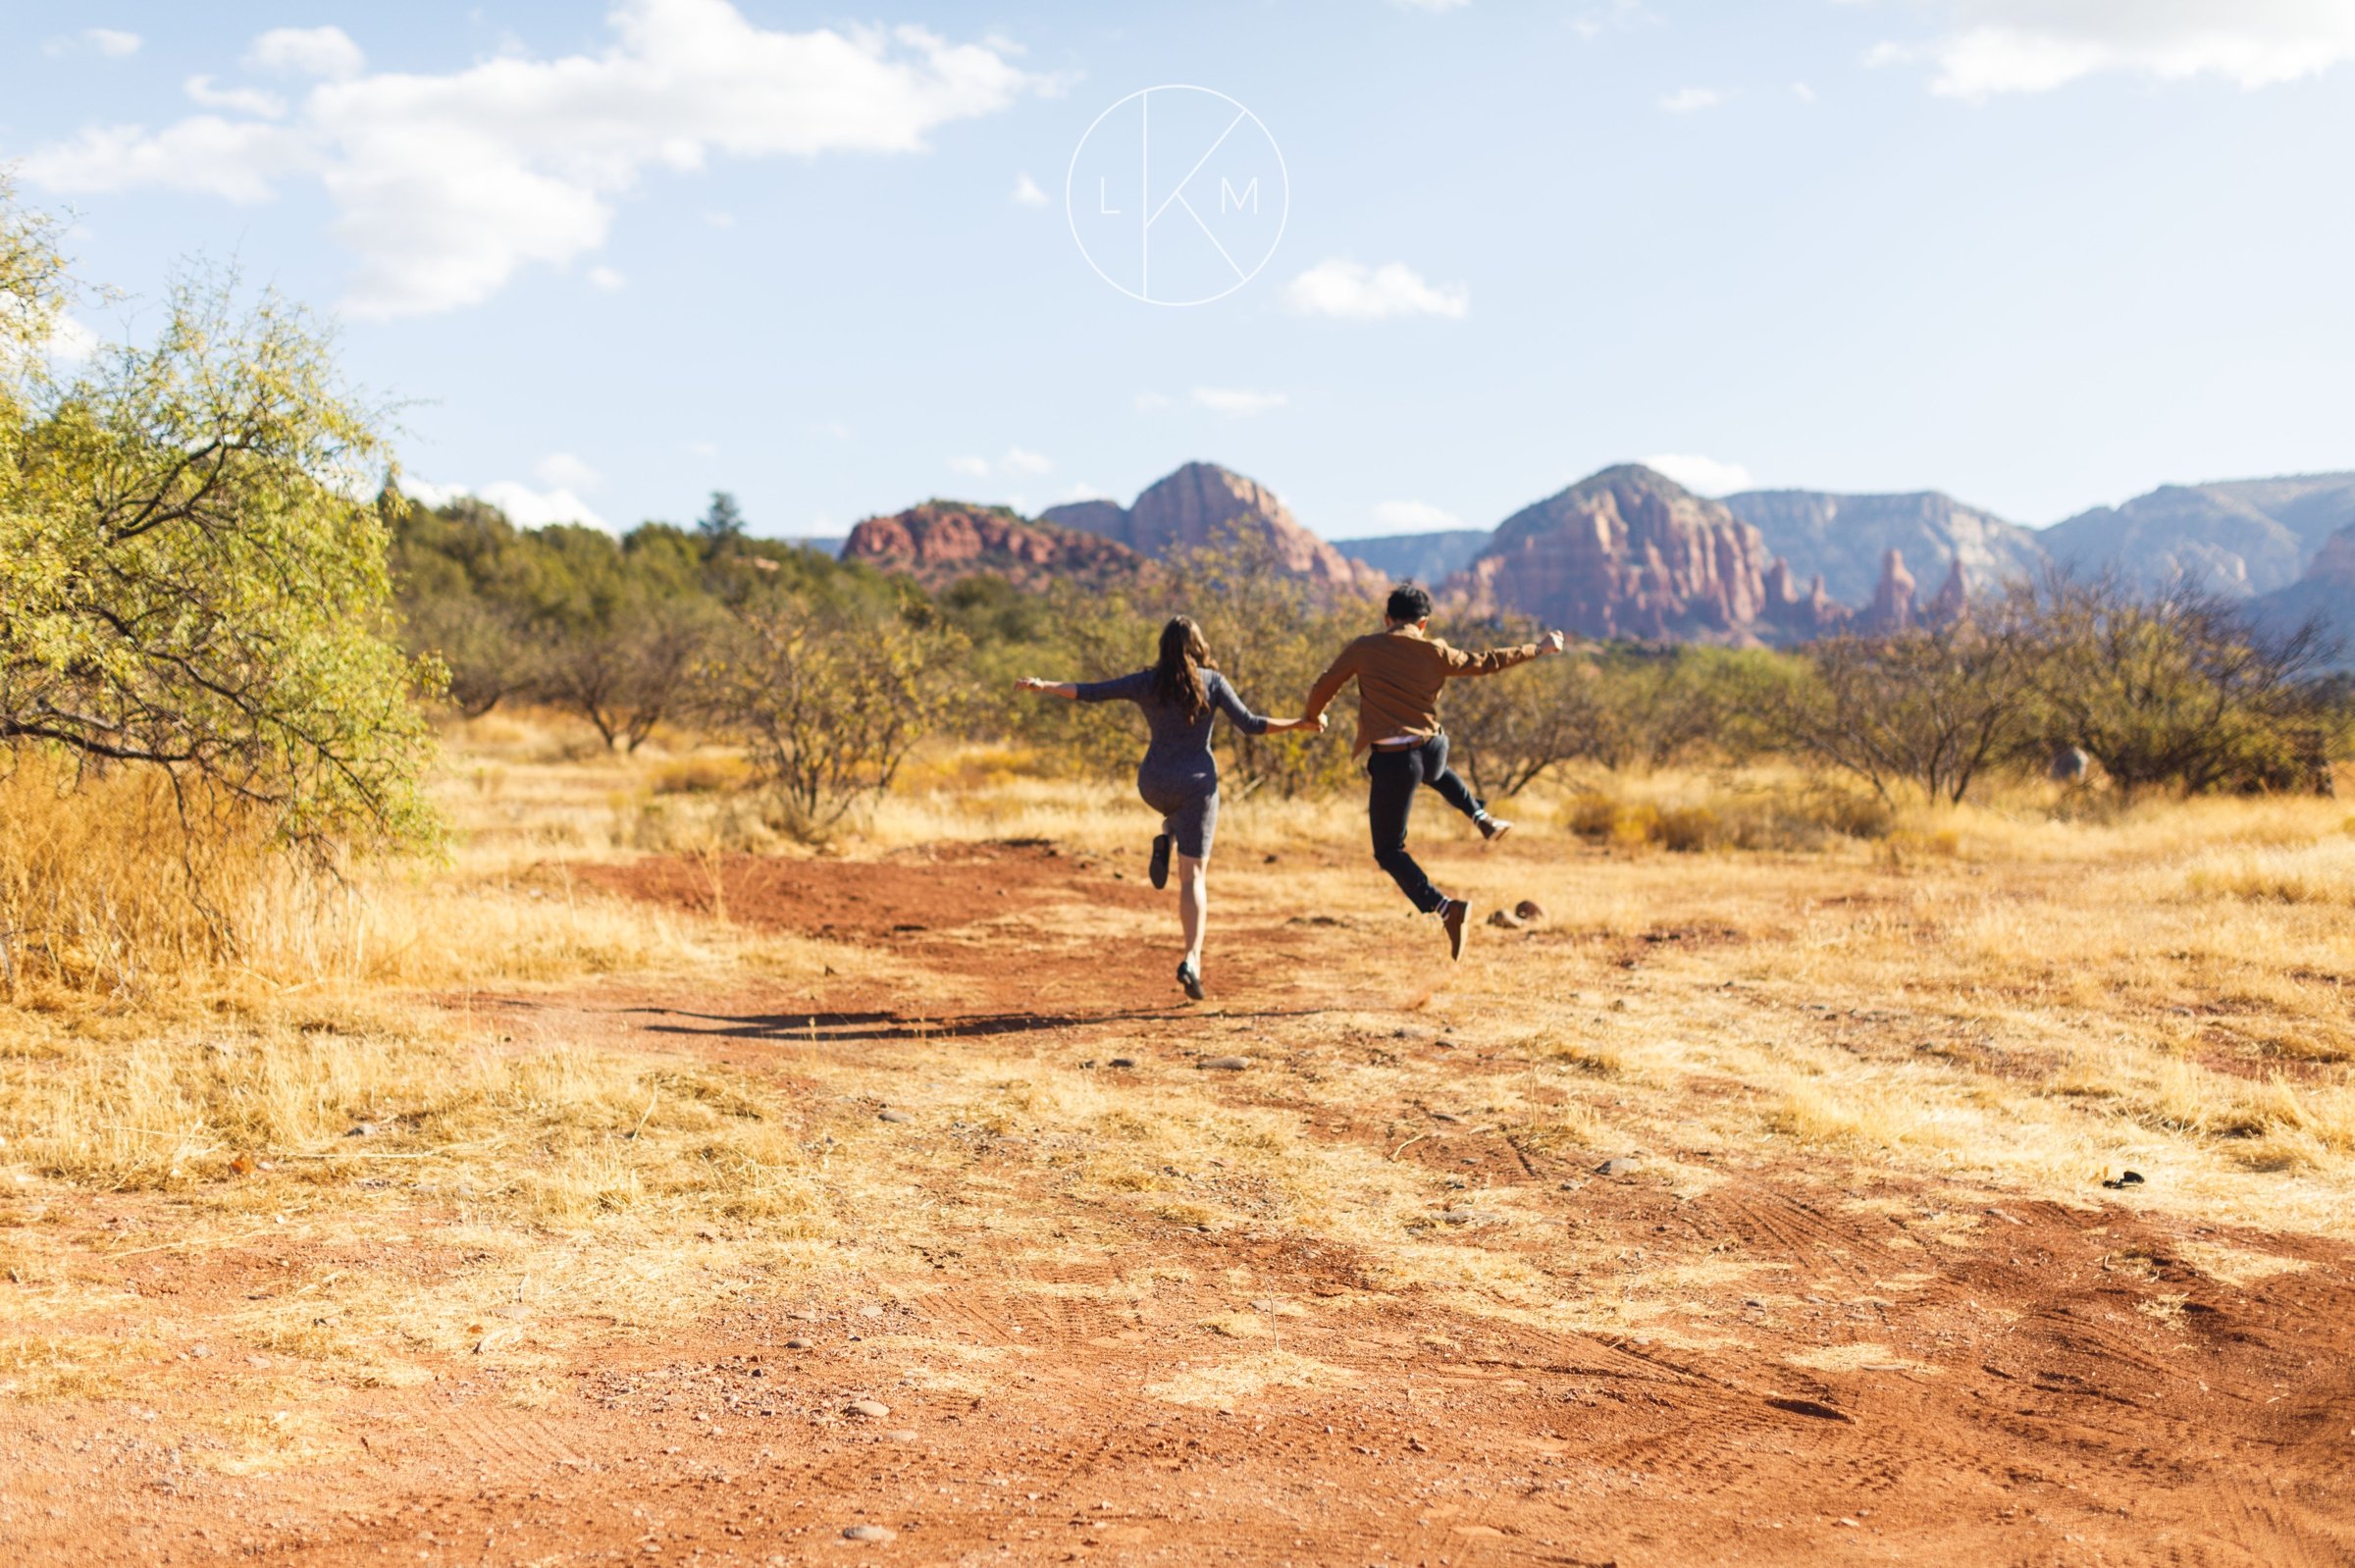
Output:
[1302, 584, 1567, 960]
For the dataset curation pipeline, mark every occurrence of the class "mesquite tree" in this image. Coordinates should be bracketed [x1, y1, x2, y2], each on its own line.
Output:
[1, 182, 438, 853]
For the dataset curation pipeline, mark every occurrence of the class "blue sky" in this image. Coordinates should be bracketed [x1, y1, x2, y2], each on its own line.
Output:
[8, 1, 2353, 540]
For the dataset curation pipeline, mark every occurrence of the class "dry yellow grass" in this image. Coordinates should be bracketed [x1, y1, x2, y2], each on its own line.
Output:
[4, 714, 2352, 1460]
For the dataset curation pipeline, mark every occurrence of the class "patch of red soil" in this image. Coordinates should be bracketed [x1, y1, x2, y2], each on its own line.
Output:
[578, 840, 1158, 940]
[9, 846, 2355, 1566]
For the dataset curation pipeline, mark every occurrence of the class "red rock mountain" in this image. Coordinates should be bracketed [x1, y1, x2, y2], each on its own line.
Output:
[1451, 465, 1846, 643]
[839, 501, 1144, 592]
[1042, 462, 1387, 595]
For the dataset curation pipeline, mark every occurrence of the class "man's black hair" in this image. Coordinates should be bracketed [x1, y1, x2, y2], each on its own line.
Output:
[1386, 583, 1435, 624]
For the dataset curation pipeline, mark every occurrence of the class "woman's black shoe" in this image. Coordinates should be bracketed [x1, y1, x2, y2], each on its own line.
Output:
[1177, 959, 1204, 1001]
[1149, 833, 1173, 890]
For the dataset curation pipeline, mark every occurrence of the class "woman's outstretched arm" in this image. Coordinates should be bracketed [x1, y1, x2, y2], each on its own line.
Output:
[1020, 670, 1155, 704]
[1209, 673, 1327, 735]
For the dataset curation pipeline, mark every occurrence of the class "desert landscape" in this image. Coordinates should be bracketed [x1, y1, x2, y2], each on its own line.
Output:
[9, 4, 2355, 1563]
[4, 713, 2352, 1565]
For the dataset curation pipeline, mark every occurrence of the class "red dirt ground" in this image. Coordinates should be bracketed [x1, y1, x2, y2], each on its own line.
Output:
[5, 842, 2351, 1566]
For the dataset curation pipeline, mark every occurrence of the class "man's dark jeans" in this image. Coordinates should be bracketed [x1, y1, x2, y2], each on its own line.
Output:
[1366, 733, 1483, 915]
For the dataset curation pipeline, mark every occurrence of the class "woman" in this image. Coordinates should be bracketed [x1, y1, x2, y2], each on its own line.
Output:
[1017, 616, 1321, 1000]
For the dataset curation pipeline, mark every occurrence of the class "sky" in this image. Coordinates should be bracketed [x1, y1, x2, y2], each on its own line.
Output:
[6, 0, 2353, 542]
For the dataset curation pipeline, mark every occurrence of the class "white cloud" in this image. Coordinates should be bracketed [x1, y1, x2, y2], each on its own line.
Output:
[26, 2, 1039, 318]
[1877, 0, 2355, 98]
[534, 452, 602, 493]
[1060, 482, 1113, 501]
[950, 446, 1052, 478]
[1191, 386, 1287, 417]
[87, 28, 142, 58]
[43, 313, 102, 364]
[244, 26, 366, 80]
[1369, 499, 1464, 534]
[26, 118, 311, 204]
[1012, 172, 1049, 206]
[1660, 85, 1723, 113]
[586, 264, 627, 291]
[1282, 258, 1468, 321]
[1641, 452, 1755, 497]
[409, 477, 610, 531]
[184, 77, 288, 117]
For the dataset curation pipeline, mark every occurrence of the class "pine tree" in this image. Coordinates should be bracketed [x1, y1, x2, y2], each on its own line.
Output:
[698, 490, 747, 550]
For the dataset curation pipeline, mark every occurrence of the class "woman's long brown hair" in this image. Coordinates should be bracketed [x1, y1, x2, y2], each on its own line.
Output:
[1151, 615, 1212, 723]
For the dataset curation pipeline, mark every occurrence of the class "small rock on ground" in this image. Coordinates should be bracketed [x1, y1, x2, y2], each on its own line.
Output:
[1514, 900, 1545, 921]
[848, 1398, 891, 1419]
[876, 1109, 912, 1124]
[1108, 1057, 1138, 1069]
[842, 1524, 896, 1542]
[1486, 910, 1524, 929]
[1595, 1157, 1642, 1176]
[1198, 1056, 1250, 1071]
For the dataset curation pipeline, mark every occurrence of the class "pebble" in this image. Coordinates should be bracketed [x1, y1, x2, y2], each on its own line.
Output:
[1595, 1157, 1642, 1176]
[344, 1122, 383, 1138]
[849, 1398, 892, 1419]
[1514, 900, 1545, 922]
[1486, 909, 1525, 930]
[884, 1429, 917, 1442]
[784, 1338, 811, 1350]
[1109, 1058, 1138, 1070]
[1440, 1209, 1502, 1226]
[842, 1524, 895, 1542]
[877, 1109, 912, 1124]
[1198, 1056, 1251, 1071]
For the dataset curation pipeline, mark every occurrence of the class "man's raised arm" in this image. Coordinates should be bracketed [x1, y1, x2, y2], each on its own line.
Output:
[1439, 628, 1566, 677]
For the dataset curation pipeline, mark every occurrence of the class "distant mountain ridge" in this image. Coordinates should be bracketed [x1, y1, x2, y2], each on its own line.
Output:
[1719, 489, 2044, 607]
[2041, 472, 2355, 599]
[836, 459, 2354, 650]
[1331, 529, 1492, 585]
[1042, 462, 1387, 593]
[1450, 464, 1811, 641]
[839, 501, 1143, 592]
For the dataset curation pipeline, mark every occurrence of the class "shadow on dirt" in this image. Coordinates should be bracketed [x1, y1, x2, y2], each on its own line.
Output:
[636, 1005, 1338, 1043]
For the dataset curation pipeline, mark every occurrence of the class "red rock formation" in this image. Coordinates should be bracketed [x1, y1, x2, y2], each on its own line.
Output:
[840, 501, 1144, 593]
[1925, 557, 1969, 626]
[1858, 548, 1918, 635]
[1452, 465, 1842, 642]
[1047, 463, 1387, 595]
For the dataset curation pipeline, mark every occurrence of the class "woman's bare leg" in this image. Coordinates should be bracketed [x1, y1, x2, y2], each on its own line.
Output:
[1178, 854, 1207, 969]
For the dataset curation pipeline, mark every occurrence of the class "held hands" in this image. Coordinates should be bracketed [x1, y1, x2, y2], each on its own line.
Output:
[1015, 677, 1051, 692]
[1539, 629, 1567, 655]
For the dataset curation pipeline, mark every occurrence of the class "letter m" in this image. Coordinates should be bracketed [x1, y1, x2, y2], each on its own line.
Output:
[1220, 177, 1259, 214]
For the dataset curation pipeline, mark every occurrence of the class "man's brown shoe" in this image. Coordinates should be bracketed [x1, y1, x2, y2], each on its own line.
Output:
[1478, 814, 1513, 845]
[1439, 898, 1469, 962]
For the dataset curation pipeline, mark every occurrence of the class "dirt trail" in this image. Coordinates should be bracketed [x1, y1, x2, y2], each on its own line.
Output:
[6, 842, 2352, 1566]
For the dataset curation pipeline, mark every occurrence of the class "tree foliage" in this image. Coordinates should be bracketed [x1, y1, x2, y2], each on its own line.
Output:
[2013, 573, 2341, 797]
[1, 183, 437, 852]
[697, 573, 966, 831]
[1775, 621, 2033, 805]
